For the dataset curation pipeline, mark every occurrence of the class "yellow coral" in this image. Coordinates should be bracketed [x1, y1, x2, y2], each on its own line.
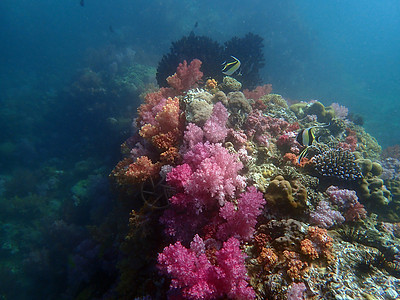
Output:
[205, 78, 218, 90]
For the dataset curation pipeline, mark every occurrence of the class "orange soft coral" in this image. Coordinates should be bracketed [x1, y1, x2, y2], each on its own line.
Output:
[205, 78, 218, 90]
[283, 250, 308, 280]
[155, 97, 181, 132]
[159, 147, 180, 164]
[300, 238, 319, 260]
[283, 152, 310, 167]
[257, 247, 278, 271]
[139, 97, 183, 152]
[111, 156, 161, 186]
[307, 226, 334, 263]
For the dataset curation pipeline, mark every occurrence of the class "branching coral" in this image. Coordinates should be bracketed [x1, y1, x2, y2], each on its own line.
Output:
[311, 148, 363, 183]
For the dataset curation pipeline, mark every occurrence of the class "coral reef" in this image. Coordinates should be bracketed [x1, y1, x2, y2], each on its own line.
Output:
[108, 59, 400, 299]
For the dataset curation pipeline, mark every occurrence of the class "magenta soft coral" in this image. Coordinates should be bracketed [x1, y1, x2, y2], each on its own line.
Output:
[162, 142, 246, 242]
[217, 186, 265, 241]
[158, 235, 255, 299]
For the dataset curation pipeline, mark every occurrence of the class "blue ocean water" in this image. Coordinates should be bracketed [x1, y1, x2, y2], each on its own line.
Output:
[0, 0, 399, 299]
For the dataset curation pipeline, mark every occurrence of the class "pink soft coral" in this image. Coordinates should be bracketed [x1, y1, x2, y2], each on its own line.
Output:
[203, 102, 229, 143]
[183, 123, 204, 149]
[182, 142, 245, 204]
[158, 235, 255, 299]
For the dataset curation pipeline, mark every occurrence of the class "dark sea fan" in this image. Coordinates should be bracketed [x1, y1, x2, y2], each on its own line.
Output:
[156, 33, 224, 87]
[156, 32, 265, 89]
[223, 32, 265, 89]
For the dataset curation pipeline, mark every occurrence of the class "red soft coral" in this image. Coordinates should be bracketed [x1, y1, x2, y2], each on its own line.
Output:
[243, 84, 272, 100]
[166, 59, 203, 93]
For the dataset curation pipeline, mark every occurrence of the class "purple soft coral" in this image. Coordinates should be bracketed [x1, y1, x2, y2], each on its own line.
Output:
[325, 186, 367, 222]
[326, 185, 358, 208]
[310, 200, 345, 228]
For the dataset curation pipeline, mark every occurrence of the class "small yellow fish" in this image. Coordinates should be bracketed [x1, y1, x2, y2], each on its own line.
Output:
[221, 56, 241, 76]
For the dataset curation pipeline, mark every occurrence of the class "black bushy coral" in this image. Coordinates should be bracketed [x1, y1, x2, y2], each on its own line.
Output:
[223, 32, 265, 89]
[156, 32, 265, 89]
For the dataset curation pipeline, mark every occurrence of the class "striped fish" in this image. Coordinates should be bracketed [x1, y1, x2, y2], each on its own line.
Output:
[221, 56, 241, 76]
[296, 124, 330, 164]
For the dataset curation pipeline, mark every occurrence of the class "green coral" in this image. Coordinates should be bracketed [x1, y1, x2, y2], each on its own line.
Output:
[356, 158, 383, 177]
[359, 177, 392, 206]
[114, 64, 156, 93]
[290, 101, 335, 123]
[220, 76, 242, 92]
[259, 94, 289, 109]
